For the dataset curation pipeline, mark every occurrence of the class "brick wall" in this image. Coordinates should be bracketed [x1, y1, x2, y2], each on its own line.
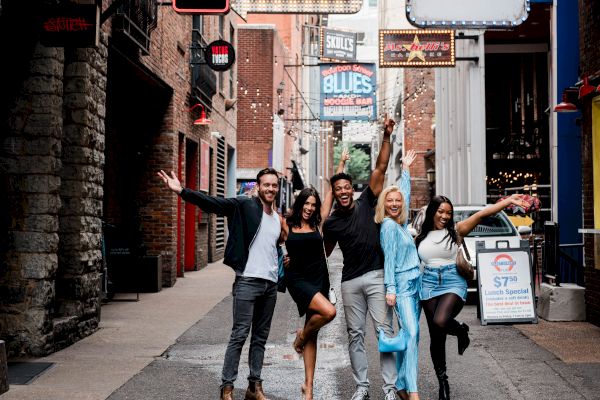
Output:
[579, 0, 600, 325]
[403, 68, 436, 210]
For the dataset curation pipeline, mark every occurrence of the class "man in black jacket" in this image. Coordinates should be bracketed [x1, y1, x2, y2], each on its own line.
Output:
[158, 167, 282, 400]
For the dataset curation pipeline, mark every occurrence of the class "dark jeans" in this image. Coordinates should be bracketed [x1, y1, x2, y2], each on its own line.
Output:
[221, 276, 277, 389]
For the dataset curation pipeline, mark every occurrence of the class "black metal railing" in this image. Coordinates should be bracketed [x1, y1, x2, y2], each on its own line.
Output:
[541, 221, 584, 287]
[113, 0, 158, 55]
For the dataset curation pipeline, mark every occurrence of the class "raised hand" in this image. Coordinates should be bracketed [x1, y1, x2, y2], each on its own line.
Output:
[402, 149, 417, 170]
[157, 170, 183, 194]
[383, 113, 396, 136]
[341, 148, 350, 163]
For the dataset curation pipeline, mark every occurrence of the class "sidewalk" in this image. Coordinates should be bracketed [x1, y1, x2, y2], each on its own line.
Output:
[2, 261, 234, 400]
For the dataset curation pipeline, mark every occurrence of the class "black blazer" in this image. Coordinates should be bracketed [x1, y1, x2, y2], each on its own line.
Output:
[180, 189, 279, 274]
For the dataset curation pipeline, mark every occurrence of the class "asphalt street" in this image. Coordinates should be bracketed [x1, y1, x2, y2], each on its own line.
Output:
[108, 249, 600, 400]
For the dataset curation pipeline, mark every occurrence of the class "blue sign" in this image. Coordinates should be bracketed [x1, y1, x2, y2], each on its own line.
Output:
[320, 63, 377, 121]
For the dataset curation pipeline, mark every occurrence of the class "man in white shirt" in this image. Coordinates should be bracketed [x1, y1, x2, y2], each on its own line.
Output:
[158, 167, 282, 400]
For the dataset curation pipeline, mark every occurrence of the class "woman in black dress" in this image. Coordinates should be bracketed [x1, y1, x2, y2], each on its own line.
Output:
[282, 151, 348, 399]
[282, 186, 336, 400]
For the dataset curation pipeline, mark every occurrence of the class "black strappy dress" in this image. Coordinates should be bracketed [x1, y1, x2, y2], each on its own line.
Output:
[284, 230, 330, 317]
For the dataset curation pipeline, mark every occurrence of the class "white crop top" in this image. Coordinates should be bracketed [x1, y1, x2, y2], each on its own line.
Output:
[417, 228, 457, 268]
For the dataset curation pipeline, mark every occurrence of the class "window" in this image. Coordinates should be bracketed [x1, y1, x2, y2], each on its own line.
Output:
[368, 0, 377, 7]
[192, 15, 203, 42]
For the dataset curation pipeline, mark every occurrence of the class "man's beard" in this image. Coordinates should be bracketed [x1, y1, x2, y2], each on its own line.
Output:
[258, 190, 275, 205]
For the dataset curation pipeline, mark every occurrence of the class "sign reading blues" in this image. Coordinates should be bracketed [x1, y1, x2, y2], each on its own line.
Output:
[320, 63, 377, 121]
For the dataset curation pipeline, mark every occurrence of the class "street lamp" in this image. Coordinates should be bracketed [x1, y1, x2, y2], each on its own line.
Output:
[426, 168, 435, 198]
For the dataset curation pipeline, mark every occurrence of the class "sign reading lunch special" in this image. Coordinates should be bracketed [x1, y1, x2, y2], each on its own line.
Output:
[478, 250, 536, 323]
[379, 29, 455, 67]
[320, 63, 377, 121]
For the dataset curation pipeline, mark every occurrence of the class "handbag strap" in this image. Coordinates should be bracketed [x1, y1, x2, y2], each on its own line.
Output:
[318, 227, 333, 283]
[456, 231, 471, 260]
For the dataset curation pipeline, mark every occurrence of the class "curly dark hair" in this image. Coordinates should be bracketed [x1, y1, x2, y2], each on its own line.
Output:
[286, 187, 322, 230]
[330, 172, 353, 188]
[415, 195, 457, 250]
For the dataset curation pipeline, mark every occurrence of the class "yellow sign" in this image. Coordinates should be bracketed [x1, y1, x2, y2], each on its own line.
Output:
[508, 215, 534, 227]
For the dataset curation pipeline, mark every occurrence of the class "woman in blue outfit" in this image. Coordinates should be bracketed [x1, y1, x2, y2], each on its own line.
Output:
[416, 193, 527, 400]
[375, 150, 420, 400]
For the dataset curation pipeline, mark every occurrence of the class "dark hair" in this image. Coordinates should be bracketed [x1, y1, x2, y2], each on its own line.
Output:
[415, 195, 457, 250]
[256, 167, 279, 184]
[286, 187, 322, 229]
[330, 172, 353, 187]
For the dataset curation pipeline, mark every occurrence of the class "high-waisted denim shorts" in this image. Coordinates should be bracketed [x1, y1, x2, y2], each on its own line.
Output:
[420, 264, 467, 301]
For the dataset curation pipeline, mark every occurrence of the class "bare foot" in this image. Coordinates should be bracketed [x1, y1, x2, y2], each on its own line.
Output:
[293, 329, 305, 353]
[302, 384, 313, 400]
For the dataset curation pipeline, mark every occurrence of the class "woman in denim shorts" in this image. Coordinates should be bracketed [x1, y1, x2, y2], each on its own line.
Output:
[415, 194, 527, 400]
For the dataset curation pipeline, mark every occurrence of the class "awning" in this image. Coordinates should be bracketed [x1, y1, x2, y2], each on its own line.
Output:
[290, 160, 306, 191]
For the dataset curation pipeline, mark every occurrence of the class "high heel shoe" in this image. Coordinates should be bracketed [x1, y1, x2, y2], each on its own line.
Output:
[457, 323, 470, 355]
[435, 367, 450, 400]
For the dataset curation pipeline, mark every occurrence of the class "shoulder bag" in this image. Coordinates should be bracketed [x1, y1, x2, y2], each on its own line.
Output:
[378, 307, 406, 353]
[456, 233, 474, 281]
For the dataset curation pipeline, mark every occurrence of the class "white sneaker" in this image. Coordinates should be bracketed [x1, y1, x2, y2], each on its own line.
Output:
[384, 390, 398, 400]
[350, 387, 370, 400]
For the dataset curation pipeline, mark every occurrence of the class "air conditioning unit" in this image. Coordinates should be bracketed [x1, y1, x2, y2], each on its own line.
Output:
[356, 32, 366, 45]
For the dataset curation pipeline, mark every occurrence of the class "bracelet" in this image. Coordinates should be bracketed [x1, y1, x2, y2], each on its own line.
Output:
[382, 139, 390, 143]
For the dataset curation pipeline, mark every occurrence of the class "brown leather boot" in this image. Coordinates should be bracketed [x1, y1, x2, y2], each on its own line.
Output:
[220, 385, 234, 400]
[244, 382, 270, 400]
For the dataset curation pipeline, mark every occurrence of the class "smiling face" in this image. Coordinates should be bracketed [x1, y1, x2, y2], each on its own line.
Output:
[433, 202, 453, 230]
[301, 196, 317, 223]
[384, 191, 403, 220]
[333, 179, 354, 209]
[257, 173, 279, 206]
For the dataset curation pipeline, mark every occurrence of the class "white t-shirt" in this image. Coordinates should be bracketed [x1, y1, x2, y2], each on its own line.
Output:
[243, 210, 280, 282]
[417, 228, 458, 268]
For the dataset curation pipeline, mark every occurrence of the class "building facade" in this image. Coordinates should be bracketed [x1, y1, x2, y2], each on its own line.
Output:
[0, 1, 237, 357]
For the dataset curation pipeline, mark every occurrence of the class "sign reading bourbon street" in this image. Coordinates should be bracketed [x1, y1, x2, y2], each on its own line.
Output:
[320, 63, 377, 121]
[204, 40, 236, 71]
[320, 28, 357, 62]
[379, 29, 455, 68]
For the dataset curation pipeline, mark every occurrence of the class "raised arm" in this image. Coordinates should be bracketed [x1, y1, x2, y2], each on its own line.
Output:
[320, 190, 334, 229]
[369, 114, 395, 197]
[397, 150, 417, 226]
[157, 170, 239, 217]
[456, 194, 529, 237]
[336, 148, 350, 174]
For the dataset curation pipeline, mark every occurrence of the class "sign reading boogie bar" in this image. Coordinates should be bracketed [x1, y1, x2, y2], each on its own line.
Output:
[320, 63, 377, 121]
[379, 29, 455, 67]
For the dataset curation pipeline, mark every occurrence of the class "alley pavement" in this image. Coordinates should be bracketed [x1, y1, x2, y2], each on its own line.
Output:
[3, 249, 600, 399]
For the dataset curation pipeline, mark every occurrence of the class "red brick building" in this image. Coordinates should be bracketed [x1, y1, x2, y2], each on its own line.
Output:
[236, 15, 317, 209]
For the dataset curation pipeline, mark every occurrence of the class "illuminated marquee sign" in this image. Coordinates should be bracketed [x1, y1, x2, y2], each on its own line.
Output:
[320, 28, 357, 62]
[320, 63, 377, 121]
[405, 0, 530, 29]
[230, 0, 362, 15]
[379, 29, 455, 68]
[172, 0, 230, 14]
[204, 40, 236, 71]
[40, 3, 100, 47]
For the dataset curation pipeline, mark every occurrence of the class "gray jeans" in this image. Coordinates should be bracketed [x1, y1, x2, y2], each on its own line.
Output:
[341, 269, 398, 394]
[221, 277, 277, 389]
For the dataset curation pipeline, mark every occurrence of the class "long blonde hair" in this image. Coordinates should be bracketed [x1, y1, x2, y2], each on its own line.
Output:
[374, 186, 408, 225]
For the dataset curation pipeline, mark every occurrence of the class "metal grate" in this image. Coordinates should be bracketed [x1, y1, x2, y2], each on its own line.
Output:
[215, 136, 226, 251]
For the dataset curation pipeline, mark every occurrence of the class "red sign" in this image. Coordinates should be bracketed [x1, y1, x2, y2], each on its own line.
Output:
[40, 4, 100, 47]
[172, 0, 230, 14]
[204, 40, 236, 71]
[200, 140, 210, 192]
[379, 29, 455, 67]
